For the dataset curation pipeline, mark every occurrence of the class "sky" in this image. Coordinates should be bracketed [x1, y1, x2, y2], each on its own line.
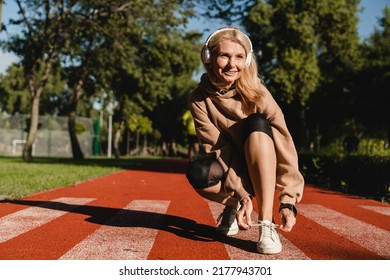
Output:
[0, 0, 389, 74]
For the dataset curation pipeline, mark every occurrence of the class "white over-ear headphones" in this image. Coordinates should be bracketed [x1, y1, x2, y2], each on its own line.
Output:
[201, 27, 253, 68]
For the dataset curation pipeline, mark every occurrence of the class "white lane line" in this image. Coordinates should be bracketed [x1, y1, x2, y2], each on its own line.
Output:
[359, 205, 390, 217]
[207, 201, 310, 260]
[299, 204, 390, 259]
[60, 200, 170, 260]
[0, 197, 95, 243]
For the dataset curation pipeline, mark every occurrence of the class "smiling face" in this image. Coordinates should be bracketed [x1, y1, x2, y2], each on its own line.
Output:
[211, 39, 247, 90]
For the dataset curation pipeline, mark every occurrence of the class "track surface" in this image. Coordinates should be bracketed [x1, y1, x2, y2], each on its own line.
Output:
[0, 159, 389, 260]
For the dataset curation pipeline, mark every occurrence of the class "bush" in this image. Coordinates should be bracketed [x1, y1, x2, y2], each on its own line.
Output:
[299, 152, 390, 202]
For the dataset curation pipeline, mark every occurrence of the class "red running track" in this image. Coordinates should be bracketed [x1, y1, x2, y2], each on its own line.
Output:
[0, 159, 389, 260]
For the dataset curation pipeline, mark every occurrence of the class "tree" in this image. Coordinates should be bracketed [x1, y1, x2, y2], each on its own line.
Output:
[0, 63, 66, 115]
[1, 0, 199, 160]
[356, 6, 390, 145]
[247, 1, 318, 148]
[0, 0, 78, 161]
[245, 0, 361, 148]
[0, 64, 30, 114]
[61, 0, 199, 159]
[110, 28, 201, 155]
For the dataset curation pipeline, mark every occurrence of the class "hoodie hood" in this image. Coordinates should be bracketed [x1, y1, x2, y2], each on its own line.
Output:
[198, 73, 238, 99]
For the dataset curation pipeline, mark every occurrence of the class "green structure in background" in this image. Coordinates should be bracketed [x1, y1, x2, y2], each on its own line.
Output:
[93, 117, 100, 156]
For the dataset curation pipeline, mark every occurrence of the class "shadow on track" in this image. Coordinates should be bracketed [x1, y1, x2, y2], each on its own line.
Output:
[1, 199, 257, 254]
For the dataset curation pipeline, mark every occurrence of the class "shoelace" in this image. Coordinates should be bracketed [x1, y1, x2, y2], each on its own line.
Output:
[251, 221, 279, 239]
[250, 221, 279, 228]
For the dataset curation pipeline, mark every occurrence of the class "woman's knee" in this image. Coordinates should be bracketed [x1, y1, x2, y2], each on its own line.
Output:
[186, 157, 224, 189]
[243, 113, 273, 142]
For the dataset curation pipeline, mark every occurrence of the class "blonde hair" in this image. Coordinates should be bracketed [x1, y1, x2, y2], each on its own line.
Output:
[201, 27, 264, 109]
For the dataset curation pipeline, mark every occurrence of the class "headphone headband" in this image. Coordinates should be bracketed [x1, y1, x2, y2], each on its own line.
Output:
[201, 27, 253, 68]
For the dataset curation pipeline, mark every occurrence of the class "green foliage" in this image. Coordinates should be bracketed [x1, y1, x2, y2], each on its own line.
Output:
[128, 114, 152, 135]
[299, 151, 390, 202]
[356, 138, 390, 156]
[246, 0, 322, 106]
[75, 122, 86, 134]
[112, 28, 201, 145]
[364, 6, 390, 68]
[1, 0, 200, 157]
[354, 6, 390, 140]
[0, 63, 67, 115]
[300, 136, 390, 202]
[270, 48, 320, 105]
[0, 64, 30, 114]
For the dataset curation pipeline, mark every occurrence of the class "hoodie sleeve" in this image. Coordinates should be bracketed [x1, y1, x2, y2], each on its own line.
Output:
[259, 85, 304, 204]
[189, 90, 250, 200]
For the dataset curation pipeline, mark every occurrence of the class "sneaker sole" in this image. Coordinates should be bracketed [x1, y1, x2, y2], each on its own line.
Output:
[256, 245, 282, 254]
[216, 227, 239, 236]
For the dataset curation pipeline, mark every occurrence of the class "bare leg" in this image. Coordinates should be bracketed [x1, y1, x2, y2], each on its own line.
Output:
[196, 182, 239, 208]
[244, 131, 276, 222]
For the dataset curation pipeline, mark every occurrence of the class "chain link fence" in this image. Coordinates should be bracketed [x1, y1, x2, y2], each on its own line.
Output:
[0, 115, 94, 157]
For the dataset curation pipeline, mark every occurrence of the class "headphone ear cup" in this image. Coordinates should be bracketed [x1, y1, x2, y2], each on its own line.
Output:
[201, 46, 211, 64]
[245, 54, 252, 68]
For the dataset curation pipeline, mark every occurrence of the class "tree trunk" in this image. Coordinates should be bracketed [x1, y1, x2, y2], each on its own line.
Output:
[22, 58, 53, 161]
[114, 121, 125, 159]
[136, 130, 140, 154]
[68, 79, 84, 159]
[22, 95, 40, 161]
[140, 134, 148, 155]
[125, 127, 130, 155]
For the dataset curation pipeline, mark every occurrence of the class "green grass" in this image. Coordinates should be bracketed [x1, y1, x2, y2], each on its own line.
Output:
[0, 156, 162, 199]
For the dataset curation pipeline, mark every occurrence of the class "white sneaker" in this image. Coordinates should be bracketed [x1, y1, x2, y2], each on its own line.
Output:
[216, 205, 239, 236]
[256, 220, 282, 254]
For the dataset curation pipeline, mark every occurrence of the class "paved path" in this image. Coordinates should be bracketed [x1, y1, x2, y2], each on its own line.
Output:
[0, 159, 389, 260]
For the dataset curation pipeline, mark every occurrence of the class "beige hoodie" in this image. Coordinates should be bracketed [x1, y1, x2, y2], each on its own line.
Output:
[189, 74, 304, 205]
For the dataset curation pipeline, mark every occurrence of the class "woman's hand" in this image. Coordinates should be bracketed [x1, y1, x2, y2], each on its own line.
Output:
[236, 196, 253, 230]
[279, 208, 296, 232]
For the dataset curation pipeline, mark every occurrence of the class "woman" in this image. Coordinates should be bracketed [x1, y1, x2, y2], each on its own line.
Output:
[186, 27, 304, 254]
